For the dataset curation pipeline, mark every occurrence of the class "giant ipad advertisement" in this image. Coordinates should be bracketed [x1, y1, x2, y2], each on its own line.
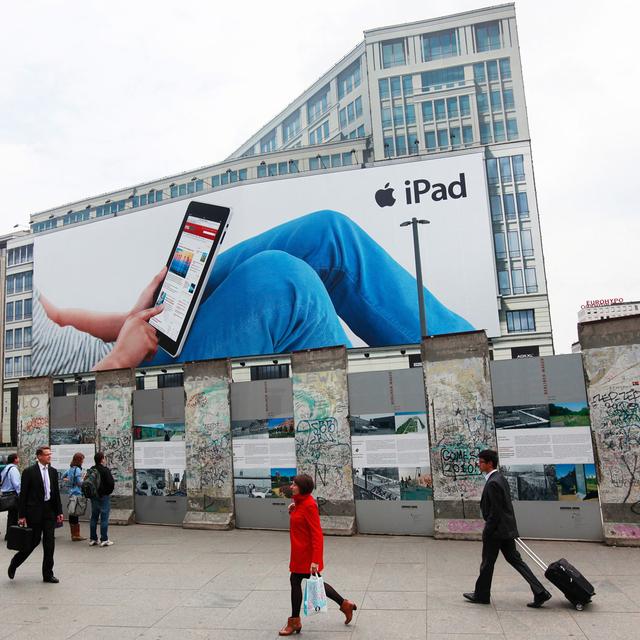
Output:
[32, 152, 499, 376]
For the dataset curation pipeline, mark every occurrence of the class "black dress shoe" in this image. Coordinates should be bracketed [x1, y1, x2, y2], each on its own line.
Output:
[43, 576, 59, 584]
[8, 564, 16, 580]
[463, 592, 490, 604]
[527, 590, 551, 608]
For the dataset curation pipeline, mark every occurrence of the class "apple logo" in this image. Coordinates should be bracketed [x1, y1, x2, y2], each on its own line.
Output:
[375, 183, 396, 207]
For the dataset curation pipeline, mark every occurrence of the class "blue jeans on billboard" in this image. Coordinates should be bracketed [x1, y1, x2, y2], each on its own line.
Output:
[148, 210, 473, 364]
[90, 495, 110, 542]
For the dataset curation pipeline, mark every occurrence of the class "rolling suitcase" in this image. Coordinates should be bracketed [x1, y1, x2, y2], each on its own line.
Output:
[6, 525, 33, 554]
[516, 538, 595, 610]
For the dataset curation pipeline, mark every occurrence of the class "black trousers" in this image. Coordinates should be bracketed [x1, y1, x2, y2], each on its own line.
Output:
[10, 501, 56, 579]
[475, 536, 546, 600]
[290, 572, 344, 617]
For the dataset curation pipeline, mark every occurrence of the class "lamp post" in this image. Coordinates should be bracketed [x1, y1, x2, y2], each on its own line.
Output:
[400, 217, 430, 339]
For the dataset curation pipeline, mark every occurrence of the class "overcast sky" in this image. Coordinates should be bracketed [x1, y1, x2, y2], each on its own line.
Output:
[1, 0, 636, 354]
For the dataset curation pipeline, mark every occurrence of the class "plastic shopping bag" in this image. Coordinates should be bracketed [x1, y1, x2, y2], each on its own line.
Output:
[303, 574, 328, 616]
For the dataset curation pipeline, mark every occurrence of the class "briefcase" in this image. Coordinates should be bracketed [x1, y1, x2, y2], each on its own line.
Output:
[6, 525, 33, 553]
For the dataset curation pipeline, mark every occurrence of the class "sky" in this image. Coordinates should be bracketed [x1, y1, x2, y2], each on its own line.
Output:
[1, 0, 637, 354]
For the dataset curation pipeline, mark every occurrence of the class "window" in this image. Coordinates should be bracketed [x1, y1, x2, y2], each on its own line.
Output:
[503, 194, 516, 219]
[282, 110, 301, 143]
[288, 161, 298, 173]
[395, 134, 407, 155]
[480, 122, 492, 144]
[390, 76, 401, 98]
[499, 58, 511, 79]
[475, 21, 501, 52]
[521, 229, 534, 257]
[477, 91, 488, 114]
[239, 168, 248, 180]
[508, 231, 520, 257]
[157, 373, 184, 388]
[516, 192, 529, 217]
[493, 120, 505, 142]
[5, 331, 13, 350]
[379, 78, 390, 100]
[8, 245, 33, 266]
[341, 152, 353, 166]
[382, 107, 392, 128]
[337, 60, 361, 99]
[459, 95, 471, 116]
[499, 157, 512, 183]
[494, 232, 506, 259]
[437, 129, 448, 149]
[211, 175, 220, 187]
[195, 179, 204, 191]
[260, 130, 277, 154]
[425, 131, 436, 150]
[307, 86, 329, 124]
[384, 136, 394, 157]
[450, 126, 460, 147]
[5, 358, 12, 378]
[487, 60, 499, 82]
[512, 155, 525, 181]
[486, 158, 499, 184]
[422, 102, 433, 122]
[6, 302, 13, 323]
[498, 270, 511, 295]
[474, 63, 486, 83]
[402, 75, 413, 96]
[435, 100, 446, 120]
[393, 105, 404, 126]
[422, 29, 459, 61]
[14, 300, 23, 321]
[382, 39, 406, 68]
[339, 108, 347, 129]
[511, 269, 524, 294]
[447, 97, 459, 118]
[13, 357, 21, 377]
[525, 268, 538, 293]
[267, 164, 277, 177]
[490, 89, 502, 112]
[421, 66, 465, 91]
[507, 119, 518, 140]
[13, 328, 22, 350]
[309, 120, 330, 145]
[257, 164, 266, 178]
[23, 326, 32, 347]
[506, 309, 536, 332]
[355, 96, 363, 118]
[405, 104, 416, 125]
[463, 125, 473, 145]
[23, 355, 31, 376]
[503, 88, 515, 110]
[408, 133, 419, 154]
[490, 195, 503, 221]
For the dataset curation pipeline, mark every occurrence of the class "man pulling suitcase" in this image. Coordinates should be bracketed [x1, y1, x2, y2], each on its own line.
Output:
[463, 449, 552, 608]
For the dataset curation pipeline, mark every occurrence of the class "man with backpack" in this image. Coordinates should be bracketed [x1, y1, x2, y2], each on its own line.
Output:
[1, 453, 21, 540]
[85, 451, 115, 547]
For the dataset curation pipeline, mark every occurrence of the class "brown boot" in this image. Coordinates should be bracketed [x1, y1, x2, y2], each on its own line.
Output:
[339, 600, 357, 625]
[278, 617, 302, 636]
[71, 523, 86, 542]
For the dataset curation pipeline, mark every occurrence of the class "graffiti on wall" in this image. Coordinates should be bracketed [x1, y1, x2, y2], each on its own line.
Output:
[184, 372, 233, 512]
[425, 357, 495, 500]
[584, 344, 640, 507]
[294, 369, 353, 502]
[96, 380, 133, 496]
[18, 390, 49, 466]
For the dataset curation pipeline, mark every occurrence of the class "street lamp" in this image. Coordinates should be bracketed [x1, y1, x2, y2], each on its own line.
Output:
[400, 217, 430, 339]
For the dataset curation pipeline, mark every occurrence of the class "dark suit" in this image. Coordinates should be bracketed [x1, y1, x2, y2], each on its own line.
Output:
[11, 463, 63, 579]
[474, 470, 545, 600]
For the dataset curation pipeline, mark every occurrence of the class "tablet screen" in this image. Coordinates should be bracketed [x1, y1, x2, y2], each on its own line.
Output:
[149, 214, 221, 341]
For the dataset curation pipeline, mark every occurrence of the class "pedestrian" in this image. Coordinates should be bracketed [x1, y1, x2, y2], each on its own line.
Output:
[1, 453, 21, 540]
[62, 452, 87, 542]
[89, 451, 115, 548]
[279, 473, 357, 636]
[8, 446, 63, 583]
[463, 449, 552, 608]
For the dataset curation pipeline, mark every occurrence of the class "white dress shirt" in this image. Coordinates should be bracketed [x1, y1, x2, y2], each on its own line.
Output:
[38, 462, 51, 501]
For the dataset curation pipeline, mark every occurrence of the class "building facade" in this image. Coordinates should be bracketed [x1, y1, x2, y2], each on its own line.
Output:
[2, 4, 553, 445]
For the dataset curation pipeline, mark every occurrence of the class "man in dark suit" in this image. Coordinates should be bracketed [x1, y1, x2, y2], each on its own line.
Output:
[463, 449, 551, 607]
[8, 446, 63, 583]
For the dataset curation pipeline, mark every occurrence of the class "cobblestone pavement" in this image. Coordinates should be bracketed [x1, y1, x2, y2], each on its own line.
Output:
[1, 515, 639, 639]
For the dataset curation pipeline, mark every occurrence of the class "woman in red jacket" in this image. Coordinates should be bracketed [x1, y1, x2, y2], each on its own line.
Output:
[279, 473, 357, 636]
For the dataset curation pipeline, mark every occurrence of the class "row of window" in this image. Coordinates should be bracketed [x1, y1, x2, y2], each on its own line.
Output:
[339, 96, 363, 129]
[4, 355, 31, 378]
[490, 192, 530, 221]
[5, 327, 32, 350]
[479, 118, 518, 144]
[498, 267, 538, 296]
[422, 95, 472, 122]
[6, 271, 33, 295]
[346, 124, 366, 140]
[7, 245, 33, 266]
[381, 21, 503, 69]
[309, 120, 330, 145]
[6, 299, 32, 322]
[257, 161, 299, 178]
[378, 75, 414, 100]
[424, 126, 474, 150]
[474, 58, 511, 84]
[477, 87, 515, 114]
[506, 309, 536, 333]
[337, 60, 362, 100]
[494, 230, 534, 260]
[309, 152, 355, 171]
[487, 155, 525, 184]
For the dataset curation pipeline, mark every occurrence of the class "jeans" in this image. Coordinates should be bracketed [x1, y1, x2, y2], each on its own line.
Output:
[90, 495, 110, 542]
[148, 211, 473, 365]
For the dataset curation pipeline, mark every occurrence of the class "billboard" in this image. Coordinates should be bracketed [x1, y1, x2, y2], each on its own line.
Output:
[32, 152, 499, 376]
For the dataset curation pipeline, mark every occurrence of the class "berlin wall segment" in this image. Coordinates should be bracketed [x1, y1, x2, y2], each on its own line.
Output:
[17, 377, 52, 469]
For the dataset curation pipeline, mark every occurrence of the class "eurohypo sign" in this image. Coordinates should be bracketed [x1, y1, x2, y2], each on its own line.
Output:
[33, 152, 499, 376]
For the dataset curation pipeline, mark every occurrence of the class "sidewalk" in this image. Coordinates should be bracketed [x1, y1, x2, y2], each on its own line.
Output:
[1, 514, 639, 639]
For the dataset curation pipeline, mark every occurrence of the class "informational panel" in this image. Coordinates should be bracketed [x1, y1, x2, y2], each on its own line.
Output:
[491, 355, 602, 540]
[231, 378, 294, 530]
[133, 387, 186, 525]
[348, 368, 433, 535]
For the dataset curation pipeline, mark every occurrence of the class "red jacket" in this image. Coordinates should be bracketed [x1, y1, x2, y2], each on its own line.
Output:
[289, 493, 324, 573]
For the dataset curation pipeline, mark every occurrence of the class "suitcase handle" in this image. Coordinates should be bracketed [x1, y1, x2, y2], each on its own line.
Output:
[516, 538, 548, 571]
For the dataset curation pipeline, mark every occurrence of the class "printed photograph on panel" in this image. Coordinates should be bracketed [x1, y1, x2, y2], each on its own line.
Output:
[398, 466, 432, 500]
[353, 467, 400, 501]
[394, 412, 427, 434]
[549, 402, 590, 427]
[494, 405, 550, 429]
[231, 419, 269, 439]
[271, 467, 296, 496]
[268, 417, 295, 439]
[50, 425, 95, 445]
[135, 468, 186, 497]
[349, 414, 395, 436]
[556, 463, 599, 501]
[501, 464, 557, 501]
[133, 422, 185, 441]
[234, 469, 273, 498]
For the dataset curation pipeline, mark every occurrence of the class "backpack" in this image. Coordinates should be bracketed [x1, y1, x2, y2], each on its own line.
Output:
[81, 466, 101, 499]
